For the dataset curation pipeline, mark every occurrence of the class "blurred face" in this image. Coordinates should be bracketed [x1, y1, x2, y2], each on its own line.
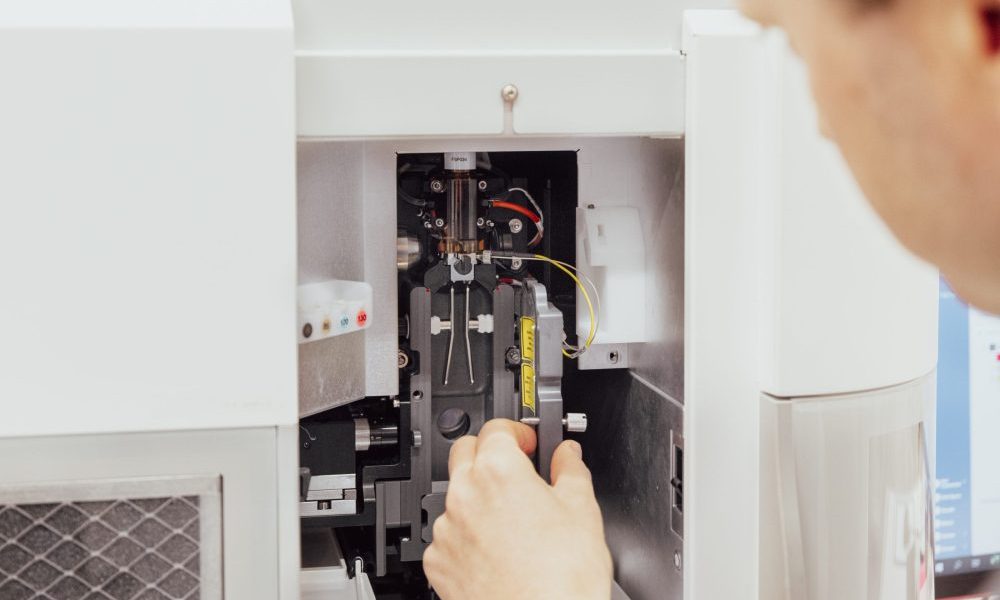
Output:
[740, 0, 1000, 312]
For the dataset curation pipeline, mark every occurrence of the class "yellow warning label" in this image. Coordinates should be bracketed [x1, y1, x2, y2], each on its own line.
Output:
[521, 364, 536, 414]
[519, 316, 536, 413]
[520, 317, 535, 362]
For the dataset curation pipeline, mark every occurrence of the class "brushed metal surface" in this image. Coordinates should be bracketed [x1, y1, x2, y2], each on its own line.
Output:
[298, 332, 366, 417]
[567, 368, 684, 600]
[627, 139, 685, 403]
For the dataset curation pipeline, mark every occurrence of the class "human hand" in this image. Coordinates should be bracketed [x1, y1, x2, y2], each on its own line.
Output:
[423, 419, 612, 600]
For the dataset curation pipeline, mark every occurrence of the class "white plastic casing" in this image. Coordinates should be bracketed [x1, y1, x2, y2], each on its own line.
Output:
[756, 42, 938, 398]
[0, 0, 298, 438]
[684, 11, 938, 600]
[576, 206, 648, 345]
[298, 280, 373, 344]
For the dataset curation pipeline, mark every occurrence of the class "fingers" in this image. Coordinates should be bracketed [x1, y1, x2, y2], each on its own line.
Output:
[550, 440, 597, 502]
[476, 418, 538, 456]
[448, 435, 478, 477]
[423, 541, 460, 600]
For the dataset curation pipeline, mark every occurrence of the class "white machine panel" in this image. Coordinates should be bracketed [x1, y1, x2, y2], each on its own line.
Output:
[0, 0, 298, 438]
[756, 38, 938, 398]
[291, 0, 726, 137]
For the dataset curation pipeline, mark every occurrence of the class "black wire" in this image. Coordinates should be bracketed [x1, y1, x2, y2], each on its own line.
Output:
[398, 163, 428, 207]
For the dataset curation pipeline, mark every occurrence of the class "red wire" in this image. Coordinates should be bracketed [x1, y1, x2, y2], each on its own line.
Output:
[490, 200, 541, 223]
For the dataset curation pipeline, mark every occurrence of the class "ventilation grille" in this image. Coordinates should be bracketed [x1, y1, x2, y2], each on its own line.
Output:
[0, 477, 220, 600]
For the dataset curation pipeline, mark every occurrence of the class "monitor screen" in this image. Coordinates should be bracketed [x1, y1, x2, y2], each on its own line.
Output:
[935, 280, 1000, 578]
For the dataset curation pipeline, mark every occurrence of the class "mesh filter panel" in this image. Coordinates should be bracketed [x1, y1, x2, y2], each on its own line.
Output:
[0, 478, 221, 600]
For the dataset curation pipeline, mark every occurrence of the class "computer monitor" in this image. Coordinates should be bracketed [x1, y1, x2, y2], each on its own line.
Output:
[935, 280, 1000, 598]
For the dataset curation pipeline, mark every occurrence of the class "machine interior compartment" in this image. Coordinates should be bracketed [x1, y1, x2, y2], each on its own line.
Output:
[295, 140, 685, 599]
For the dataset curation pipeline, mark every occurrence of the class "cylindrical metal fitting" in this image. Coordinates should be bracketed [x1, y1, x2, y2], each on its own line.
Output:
[397, 235, 421, 271]
[354, 418, 371, 452]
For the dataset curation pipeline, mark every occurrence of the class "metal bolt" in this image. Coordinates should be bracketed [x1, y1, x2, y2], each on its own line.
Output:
[478, 180, 488, 191]
[302, 323, 313, 338]
[430, 180, 445, 193]
[609, 351, 620, 364]
[476, 217, 485, 228]
[501, 84, 519, 102]
[505, 347, 522, 366]
[393, 398, 401, 408]
[412, 390, 423, 400]
[509, 218, 523, 234]
[423, 221, 433, 229]
[412, 431, 422, 448]
[674, 550, 682, 571]
[511, 258, 523, 270]
[486, 219, 495, 228]
[398, 350, 410, 369]
[434, 217, 445, 228]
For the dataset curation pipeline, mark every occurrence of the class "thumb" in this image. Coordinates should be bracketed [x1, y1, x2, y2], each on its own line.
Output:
[550, 440, 596, 502]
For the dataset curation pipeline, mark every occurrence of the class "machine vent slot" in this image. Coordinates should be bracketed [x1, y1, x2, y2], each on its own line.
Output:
[0, 476, 221, 600]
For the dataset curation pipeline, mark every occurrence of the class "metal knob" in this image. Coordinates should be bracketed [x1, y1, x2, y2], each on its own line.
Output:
[563, 413, 588, 433]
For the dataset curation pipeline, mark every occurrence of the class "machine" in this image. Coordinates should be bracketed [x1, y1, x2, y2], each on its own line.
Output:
[298, 150, 589, 586]
[0, 3, 938, 600]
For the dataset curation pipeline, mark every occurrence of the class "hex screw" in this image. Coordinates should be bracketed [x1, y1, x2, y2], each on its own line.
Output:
[430, 180, 445, 193]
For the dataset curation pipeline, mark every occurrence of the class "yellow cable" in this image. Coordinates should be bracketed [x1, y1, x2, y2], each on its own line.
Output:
[533, 254, 597, 354]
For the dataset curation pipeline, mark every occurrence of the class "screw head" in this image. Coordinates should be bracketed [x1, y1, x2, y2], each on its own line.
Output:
[397, 350, 410, 369]
[430, 180, 445, 193]
[478, 180, 488, 191]
[511, 258, 523, 270]
[609, 351, 620, 364]
[509, 218, 524, 234]
[412, 390, 423, 400]
[501, 84, 519, 102]
[434, 217, 446, 228]
[476, 217, 486, 228]
[302, 323, 313, 338]
[505, 347, 522, 366]
[674, 550, 682, 570]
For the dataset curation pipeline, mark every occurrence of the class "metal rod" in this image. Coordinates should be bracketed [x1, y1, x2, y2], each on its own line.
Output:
[465, 284, 475, 384]
[444, 285, 455, 385]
